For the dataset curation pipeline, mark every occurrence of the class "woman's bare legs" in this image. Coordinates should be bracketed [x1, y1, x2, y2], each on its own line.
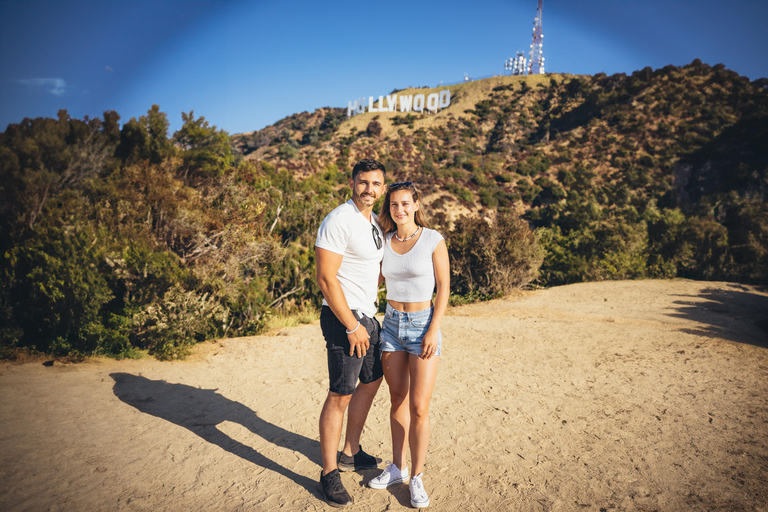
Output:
[382, 351, 410, 470]
[382, 351, 440, 475]
[408, 354, 439, 476]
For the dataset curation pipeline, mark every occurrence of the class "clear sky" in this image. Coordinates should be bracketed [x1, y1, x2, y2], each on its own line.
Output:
[1, 0, 767, 135]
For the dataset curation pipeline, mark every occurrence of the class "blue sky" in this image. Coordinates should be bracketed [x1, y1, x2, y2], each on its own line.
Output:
[1, 0, 767, 135]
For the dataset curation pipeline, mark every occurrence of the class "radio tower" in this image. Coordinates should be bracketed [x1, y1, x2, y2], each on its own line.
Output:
[528, 0, 545, 74]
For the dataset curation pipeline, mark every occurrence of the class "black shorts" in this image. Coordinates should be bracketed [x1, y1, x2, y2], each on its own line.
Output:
[320, 306, 383, 395]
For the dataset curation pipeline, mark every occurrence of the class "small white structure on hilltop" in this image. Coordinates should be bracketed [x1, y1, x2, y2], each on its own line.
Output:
[505, 52, 528, 76]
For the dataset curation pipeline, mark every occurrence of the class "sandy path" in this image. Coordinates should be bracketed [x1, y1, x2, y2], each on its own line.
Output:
[1, 279, 767, 511]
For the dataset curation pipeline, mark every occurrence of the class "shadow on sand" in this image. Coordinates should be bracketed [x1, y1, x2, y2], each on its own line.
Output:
[110, 373, 320, 494]
[670, 284, 768, 348]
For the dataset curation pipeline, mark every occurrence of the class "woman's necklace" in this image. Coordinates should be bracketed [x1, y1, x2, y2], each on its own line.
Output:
[394, 225, 422, 242]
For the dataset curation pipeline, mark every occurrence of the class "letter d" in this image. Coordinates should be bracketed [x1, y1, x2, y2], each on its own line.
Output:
[439, 90, 451, 109]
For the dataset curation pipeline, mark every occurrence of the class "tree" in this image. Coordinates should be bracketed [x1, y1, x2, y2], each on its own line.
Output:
[102, 110, 121, 144]
[173, 111, 233, 180]
[116, 105, 173, 163]
[146, 105, 173, 163]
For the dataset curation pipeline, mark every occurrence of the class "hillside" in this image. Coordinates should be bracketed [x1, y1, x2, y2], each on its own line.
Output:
[1, 59, 766, 359]
[234, 60, 768, 284]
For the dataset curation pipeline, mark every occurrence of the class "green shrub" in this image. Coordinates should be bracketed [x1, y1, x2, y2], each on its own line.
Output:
[366, 120, 382, 137]
[448, 290, 501, 306]
[517, 179, 541, 203]
[447, 212, 544, 295]
[1, 226, 114, 356]
[131, 286, 228, 359]
[278, 144, 298, 159]
[446, 183, 474, 204]
[536, 226, 589, 285]
[584, 221, 649, 281]
[479, 187, 499, 208]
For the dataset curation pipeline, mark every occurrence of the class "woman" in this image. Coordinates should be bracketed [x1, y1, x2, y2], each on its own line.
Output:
[368, 181, 450, 508]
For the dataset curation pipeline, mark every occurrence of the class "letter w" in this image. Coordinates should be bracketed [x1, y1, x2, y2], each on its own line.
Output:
[399, 95, 413, 113]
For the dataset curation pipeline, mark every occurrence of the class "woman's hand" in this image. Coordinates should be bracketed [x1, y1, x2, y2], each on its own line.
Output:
[420, 327, 439, 359]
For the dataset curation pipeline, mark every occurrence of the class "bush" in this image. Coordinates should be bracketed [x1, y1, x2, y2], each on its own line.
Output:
[1, 226, 114, 356]
[366, 120, 382, 137]
[131, 286, 228, 359]
[447, 212, 544, 295]
[446, 183, 474, 204]
[277, 144, 298, 160]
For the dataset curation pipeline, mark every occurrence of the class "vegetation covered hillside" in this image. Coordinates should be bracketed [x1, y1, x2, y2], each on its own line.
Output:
[1, 59, 765, 359]
[0, 109, 537, 359]
[234, 59, 768, 285]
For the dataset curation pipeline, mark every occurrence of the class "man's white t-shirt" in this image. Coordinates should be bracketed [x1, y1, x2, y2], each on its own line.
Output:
[315, 199, 384, 318]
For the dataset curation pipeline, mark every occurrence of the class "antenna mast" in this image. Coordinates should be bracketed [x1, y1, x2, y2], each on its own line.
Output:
[528, 0, 545, 74]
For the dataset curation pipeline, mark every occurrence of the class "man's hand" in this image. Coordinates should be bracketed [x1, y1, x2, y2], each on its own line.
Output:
[348, 323, 370, 358]
[317, 247, 370, 357]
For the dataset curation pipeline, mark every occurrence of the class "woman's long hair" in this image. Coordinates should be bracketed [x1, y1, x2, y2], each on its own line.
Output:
[378, 181, 431, 234]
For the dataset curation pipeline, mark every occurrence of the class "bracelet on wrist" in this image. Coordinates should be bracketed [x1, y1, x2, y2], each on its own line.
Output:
[345, 321, 361, 334]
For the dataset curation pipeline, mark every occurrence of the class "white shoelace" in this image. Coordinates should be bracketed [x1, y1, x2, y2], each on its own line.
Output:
[410, 474, 428, 501]
[383, 462, 405, 478]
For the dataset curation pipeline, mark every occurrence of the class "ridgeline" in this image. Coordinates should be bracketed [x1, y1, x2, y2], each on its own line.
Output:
[2, 60, 766, 359]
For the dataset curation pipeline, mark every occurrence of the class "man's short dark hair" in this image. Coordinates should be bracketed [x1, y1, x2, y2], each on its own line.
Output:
[351, 159, 386, 181]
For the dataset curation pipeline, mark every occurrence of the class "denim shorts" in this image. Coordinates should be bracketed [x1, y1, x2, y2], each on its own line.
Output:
[380, 303, 442, 356]
[320, 306, 383, 395]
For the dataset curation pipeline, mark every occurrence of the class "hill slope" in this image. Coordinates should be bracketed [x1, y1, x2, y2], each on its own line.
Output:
[235, 60, 768, 284]
[1, 59, 766, 359]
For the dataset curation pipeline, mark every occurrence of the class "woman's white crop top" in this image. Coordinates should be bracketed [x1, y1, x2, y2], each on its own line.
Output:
[382, 228, 444, 302]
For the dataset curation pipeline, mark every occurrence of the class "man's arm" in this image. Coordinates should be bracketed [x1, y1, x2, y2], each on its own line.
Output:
[315, 247, 370, 357]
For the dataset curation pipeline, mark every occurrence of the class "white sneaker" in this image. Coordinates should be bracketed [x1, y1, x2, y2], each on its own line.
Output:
[368, 462, 409, 489]
[409, 473, 429, 508]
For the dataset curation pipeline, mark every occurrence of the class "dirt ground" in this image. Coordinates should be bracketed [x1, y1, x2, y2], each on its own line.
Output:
[1, 279, 767, 511]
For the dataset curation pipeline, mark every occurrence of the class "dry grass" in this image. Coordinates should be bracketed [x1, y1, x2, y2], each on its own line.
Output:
[339, 73, 575, 138]
[264, 307, 320, 332]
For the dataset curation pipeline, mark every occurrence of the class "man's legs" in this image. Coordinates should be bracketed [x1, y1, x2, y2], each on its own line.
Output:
[320, 376, 383, 475]
[341, 377, 383, 457]
[319, 391, 353, 475]
[318, 309, 383, 511]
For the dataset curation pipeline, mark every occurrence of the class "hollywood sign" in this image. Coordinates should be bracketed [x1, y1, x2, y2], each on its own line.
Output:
[347, 90, 451, 117]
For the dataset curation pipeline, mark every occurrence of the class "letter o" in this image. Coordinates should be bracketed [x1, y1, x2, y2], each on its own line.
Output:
[413, 94, 425, 112]
[426, 93, 439, 112]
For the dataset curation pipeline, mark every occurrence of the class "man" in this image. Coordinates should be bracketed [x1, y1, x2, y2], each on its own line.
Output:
[315, 159, 387, 507]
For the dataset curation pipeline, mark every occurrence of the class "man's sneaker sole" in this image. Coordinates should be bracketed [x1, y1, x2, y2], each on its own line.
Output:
[410, 497, 430, 508]
[338, 461, 379, 472]
[368, 475, 409, 489]
[317, 481, 353, 508]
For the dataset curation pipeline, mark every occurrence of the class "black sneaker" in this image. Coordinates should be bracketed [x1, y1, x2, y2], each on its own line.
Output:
[318, 469, 353, 508]
[337, 445, 383, 472]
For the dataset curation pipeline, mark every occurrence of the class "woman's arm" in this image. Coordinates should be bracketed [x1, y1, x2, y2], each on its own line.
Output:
[421, 239, 449, 358]
[429, 240, 450, 333]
